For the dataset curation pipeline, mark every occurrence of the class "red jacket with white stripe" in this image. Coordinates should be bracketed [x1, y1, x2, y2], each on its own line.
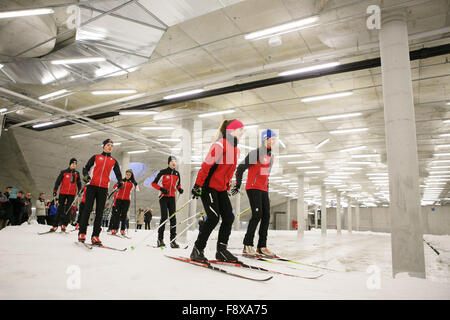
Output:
[83, 152, 122, 189]
[53, 168, 81, 196]
[195, 134, 239, 192]
[152, 168, 181, 198]
[113, 179, 136, 202]
[235, 146, 274, 192]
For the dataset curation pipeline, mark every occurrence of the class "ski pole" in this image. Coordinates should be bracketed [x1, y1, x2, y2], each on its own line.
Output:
[134, 186, 137, 232]
[170, 211, 205, 229]
[130, 198, 193, 250]
[168, 213, 205, 246]
[63, 183, 87, 216]
[237, 207, 251, 217]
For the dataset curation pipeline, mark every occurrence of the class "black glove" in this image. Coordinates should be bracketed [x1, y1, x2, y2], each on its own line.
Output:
[191, 184, 202, 199]
[160, 188, 169, 195]
[83, 175, 91, 184]
[53, 191, 57, 197]
[178, 188, 184, 194]
[117, 181, 124, 189]
[231, 184, 241, 196]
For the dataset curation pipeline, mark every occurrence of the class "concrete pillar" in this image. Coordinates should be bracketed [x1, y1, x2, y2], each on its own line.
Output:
[286, 198, 291, 230]
[314, 205, 318, 229]
[297, 174, 304, 237]
[234, 191, 241, 231]
[176, 119, 193, 243]
[379, 9, 425, 278]
[304, 201, 308, 231]
[355, 204, 360, 231]
[121, 152, 130, 176]
[321, 185, 327, 236]
[347, 198, 352, 234]
[336, 192, 341, 235]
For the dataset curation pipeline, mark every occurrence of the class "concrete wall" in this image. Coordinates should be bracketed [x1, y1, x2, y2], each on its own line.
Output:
[270, 201, 450, 235]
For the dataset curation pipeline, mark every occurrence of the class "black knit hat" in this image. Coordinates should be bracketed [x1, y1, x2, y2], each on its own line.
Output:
[69, 158, 77, 165]
[102, 139, 113, 146]
[168, 155, 177, 164]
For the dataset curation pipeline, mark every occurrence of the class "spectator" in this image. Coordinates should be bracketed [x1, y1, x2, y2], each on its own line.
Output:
[35, 193, 47, 225]
[0, 191, 9, 230]
[2, 187, 13, 227]
[136, 208, 145, 229]
[23, 192, 32, 224]
[102, 203, 110, 228]
[12, 191, 25, 225]
[47, 199, 58, 226]
[144, 207, 152, 230]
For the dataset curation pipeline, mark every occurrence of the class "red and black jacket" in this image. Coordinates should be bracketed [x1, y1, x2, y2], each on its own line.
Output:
[113, 178, 136, 203]
[83, 152, 122, 189]
[152, 168, 181, 198]
[196, 134, 239, 192]
[80, 186, 87, 204]
[235, 146, 274, 192]
[53, 168, 81, 196]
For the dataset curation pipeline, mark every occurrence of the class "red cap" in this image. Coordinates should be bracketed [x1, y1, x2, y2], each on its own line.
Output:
[226, 120, 244, 131]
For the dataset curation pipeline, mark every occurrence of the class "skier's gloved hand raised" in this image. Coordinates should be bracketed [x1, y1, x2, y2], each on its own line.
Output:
[178, 188, 184, 194]
[117, 181, 124, 189]
[231, 184, 241, 196]
[53, 191, 57, 197]
[83, 175, 91, 184]
[191, 184, 202, 199]
[160, 187, 169, 195]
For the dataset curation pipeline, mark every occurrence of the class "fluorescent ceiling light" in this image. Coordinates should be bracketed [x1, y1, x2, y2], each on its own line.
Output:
[245, 16, 319, 40]
[439, 133, 450, 137]
[352, 154, 380, 158]
[301, 91, 353, 103]
[305, 171, 326, 174]
[279, 139, 286, 149]
[347, 161, 372, 165]
[32, 122, 54, 128]
[431, 160, 450, 163]
[127, 150, 148, 154]
[430, 166, 450, 169]
[288, 160, 312, 164]
[0, 8, 54, 19]
[157, 138, 181, 142]
[317, 112, 362, 121]
[436, 144, 450, 149]
[0, 108, 7, 113]
[340, 145, 367, 152]
[428, 175, 450, 178]
[434, 153, 450, 157]
[297, 166, 320, 170]
[330, 128, 368, 134]
[366, 173, 388, 176]
[164, 89, 204, 100]
[429, 171, 450, 174]
[333, 172, 356, 175]
[279, 62, 339, 77]
[51, 57, 105, 65]
[198, 109, 235, 118]
[38, 89, 68, 100]
[92, 90, 137, 95]
[70, 133, 90, 139]
[141, 126, 174, 130]
[278, 154, 302, 159]
[315, 138, 330, 149]
[340, 167, 363, 170]
[119, 111, 158, 116]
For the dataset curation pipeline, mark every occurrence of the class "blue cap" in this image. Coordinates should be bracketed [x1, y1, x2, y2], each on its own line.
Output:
[261, 129, 276, 142]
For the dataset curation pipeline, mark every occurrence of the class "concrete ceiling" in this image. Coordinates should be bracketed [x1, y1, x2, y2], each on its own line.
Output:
[1, 0, 450, 207]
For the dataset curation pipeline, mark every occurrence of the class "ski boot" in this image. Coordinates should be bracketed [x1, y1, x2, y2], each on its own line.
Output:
[170, 240, 180, 249]
[78, 233, 86, 243]
[257, 247, 276, 258]
[91, 236, 102, 246]
[75, 223, 79, 231]
[61, 225, 67, 232]
[243, 245, 257, 256]
[157, 239, 165, 248]
[190, 246, 208, 263]
[120, 230, 126, 236]
[216, 242, 238, 263]
[49, 226, 58, 232]
[111, 229, 117, 235]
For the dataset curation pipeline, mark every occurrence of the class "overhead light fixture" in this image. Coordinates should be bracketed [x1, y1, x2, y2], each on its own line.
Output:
[92, 90, 137, 95]
[0, 64, 4, 69]
[279, 62, 339, 77]
[279, 139, 286, 149]
[0, 108, 7, 113]
[38, 89, 68, 100]
[164, 89, 204, 100]
[278, 154, 302, 159]
[347, 161, 372, 165]
[198, 110, 235, 118]
[315, 138, 330, 149]
[431, 160, 450, 163]
[127, 150, 149, 154]
[157, 138, 181, 142]
[317, 112, 362, 121]
[439, 133, 450, 137]
[443, 119, 450, 123]
[288, 160, 312, 164]
[32, 122, 54, 128]
[51, 57, 105, 65]
[429, 171, 450, 174]
[301, 91, 353, 103]
[434, 153, 450, 157]
[70, 133, 91, 139]
[245, 16, 319, 40]
[330, 128, 368, 134]
[0, 8, 54, 19]
[141, 126, 174, 130]
[305, 171, 326, 174]
[340, 145, 367, 153]
[340, 167, 363, 170]
[119, 111, 158, 116]
[351, 154, 379, 158]
[297, 166, 320, 170]
[430, 166, 450, 169]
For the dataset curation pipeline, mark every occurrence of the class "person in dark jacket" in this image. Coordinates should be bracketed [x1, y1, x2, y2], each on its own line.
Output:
[0, 191, 9, 230]
[232, 129, 277, 257]
[151, 156, 184, 248]
[12, 191, 25, 225]
[47, 199, 58, 226]
[190, 119, 244, 263]
[144, 207, 152, 230]
[23, 192, 32, 224]
[49, 158, 81, 232]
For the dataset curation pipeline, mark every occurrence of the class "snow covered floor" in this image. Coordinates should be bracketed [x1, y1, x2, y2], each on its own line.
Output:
[0, 222, 449, 300]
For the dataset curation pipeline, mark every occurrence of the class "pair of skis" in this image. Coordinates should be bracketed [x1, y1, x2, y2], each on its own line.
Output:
[37, 230, 69, 235]
[166, 255, 324, 282]
[74, 241, 127, 251]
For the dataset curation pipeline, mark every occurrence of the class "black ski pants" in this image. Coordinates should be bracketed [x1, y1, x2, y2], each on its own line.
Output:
[110, 199, 130, 231]
[158, 196, 176, 240]
[194, 188, 234, 251]
[79, 185, 107, 237]
[243, 189, 271, 248]
[53, 194, 75, 227]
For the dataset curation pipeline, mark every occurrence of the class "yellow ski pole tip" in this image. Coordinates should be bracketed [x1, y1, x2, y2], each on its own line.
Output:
[130, 246, 135, 250]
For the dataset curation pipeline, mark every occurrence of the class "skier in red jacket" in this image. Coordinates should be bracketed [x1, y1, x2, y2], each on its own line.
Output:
[78, 139, 123, 245]
[110, 169, 137, 236]
[190, 119, 244, 263]
[232, 129, 277, 257]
